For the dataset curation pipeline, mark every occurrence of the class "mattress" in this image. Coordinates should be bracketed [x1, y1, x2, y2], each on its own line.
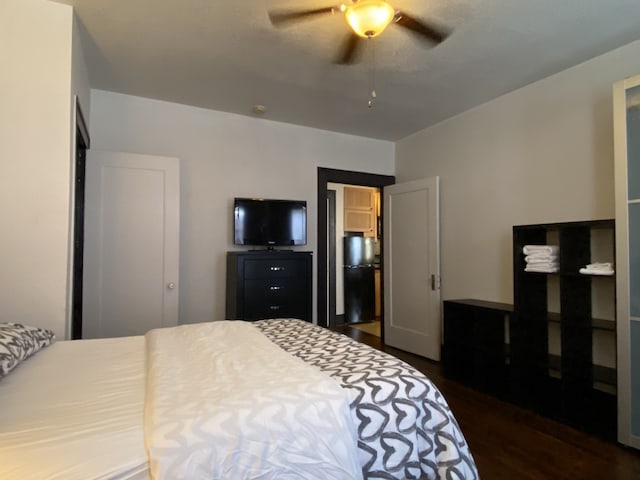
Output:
[0, 336, 149, 480]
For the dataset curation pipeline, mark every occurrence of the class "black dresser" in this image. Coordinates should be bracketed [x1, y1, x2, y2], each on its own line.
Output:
[225, 250, 312, 322]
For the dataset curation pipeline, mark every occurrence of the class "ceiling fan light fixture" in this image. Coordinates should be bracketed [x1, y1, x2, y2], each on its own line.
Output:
[345, 0, 395, 38]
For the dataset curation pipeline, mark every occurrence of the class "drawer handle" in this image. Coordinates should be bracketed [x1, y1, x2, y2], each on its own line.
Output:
[269, 286, 281, 291]
[269, 305, 281, 310]
[270, 266, 285, 271]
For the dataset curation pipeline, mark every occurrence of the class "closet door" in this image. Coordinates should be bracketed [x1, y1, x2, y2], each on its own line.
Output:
[613, 75, 640, 449]
[83, 151, 180, 338]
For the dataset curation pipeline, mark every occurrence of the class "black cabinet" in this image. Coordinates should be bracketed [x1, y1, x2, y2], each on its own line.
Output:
[226, 251, 312, 322]
[443, 299, 511, 398]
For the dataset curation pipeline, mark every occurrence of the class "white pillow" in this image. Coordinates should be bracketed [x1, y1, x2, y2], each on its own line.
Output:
[0, 323, 55, 378]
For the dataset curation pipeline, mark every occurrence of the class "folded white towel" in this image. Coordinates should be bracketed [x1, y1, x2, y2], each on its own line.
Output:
[584, 262, 613, 269]
[579, 267, 614, 276]
[579, 262, 614, 275]
[525, 265, 559, 273]
[523, 245, 559, 256]
[525, 254, 559, 264]
[526, 262, 559, 269]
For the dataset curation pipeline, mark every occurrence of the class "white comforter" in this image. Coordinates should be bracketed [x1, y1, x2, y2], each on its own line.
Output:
[144, 321, 362, 480]
[0, 336, 148, 480]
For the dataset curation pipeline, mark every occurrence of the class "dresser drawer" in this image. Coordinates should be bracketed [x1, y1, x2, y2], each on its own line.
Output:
[244, 278, 305, 303]
[244, 278, 308, 320]
[244, 300, 308, 320]
[244, 259, 306, 278]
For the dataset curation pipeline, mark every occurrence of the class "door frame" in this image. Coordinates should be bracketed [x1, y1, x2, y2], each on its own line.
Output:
[71, 97, 90, 339]
[327, 189, 337, 327]
[317, 167, 395, 329]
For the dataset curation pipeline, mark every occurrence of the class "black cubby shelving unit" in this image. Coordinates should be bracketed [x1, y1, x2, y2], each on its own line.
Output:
[444, 219, 616, 441]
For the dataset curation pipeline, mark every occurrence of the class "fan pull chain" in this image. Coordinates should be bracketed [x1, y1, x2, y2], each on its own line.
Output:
[367, 36, 376, 108]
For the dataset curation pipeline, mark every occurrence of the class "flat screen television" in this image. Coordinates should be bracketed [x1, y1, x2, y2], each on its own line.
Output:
[234, 197, 307, 247]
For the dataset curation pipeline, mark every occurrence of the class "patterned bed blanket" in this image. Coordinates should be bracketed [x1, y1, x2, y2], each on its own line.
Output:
[144, 321, 362, 479]
[254, 319, 479, 480]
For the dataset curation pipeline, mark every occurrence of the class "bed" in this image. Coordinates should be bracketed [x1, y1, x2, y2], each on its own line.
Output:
[0, 319, 478, 480]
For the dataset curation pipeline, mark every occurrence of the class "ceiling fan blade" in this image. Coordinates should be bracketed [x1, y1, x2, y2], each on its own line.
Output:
[268, 6, 339, 27]
[393, 11, 450, 44]
[334, 32, 362, 64]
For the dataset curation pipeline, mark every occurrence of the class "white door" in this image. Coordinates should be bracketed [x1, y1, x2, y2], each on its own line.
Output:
[83, 151, 180, 338]
[383, 177, 440, 360]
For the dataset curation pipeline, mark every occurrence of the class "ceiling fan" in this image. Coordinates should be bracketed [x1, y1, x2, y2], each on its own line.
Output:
[268, 0, 450, 64]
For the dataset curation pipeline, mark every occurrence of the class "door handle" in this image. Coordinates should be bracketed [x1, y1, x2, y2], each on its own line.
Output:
[167, 282, 176, 290]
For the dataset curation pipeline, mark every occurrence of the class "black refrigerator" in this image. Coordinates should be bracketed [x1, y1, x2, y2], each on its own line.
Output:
[343, 236, 376, 324]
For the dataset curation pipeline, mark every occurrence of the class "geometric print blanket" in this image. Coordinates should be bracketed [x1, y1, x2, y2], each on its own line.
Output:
[254, 319, 479, 480]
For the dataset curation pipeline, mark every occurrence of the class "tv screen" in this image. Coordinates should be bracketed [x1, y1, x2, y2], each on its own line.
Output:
[234, 198, 307, 247]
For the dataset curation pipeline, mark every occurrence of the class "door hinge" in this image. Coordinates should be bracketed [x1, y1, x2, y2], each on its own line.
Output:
[431, 274, 441, 291]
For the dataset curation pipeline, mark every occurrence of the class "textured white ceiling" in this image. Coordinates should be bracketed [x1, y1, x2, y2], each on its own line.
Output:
[54, 0, 640, 140]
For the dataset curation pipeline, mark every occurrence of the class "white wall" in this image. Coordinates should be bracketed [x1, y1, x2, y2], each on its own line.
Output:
[0, 0, 81, 338]
[396, 39, 640, 305]
[89, 90, 394, 324]
[71, 14, 91, 121]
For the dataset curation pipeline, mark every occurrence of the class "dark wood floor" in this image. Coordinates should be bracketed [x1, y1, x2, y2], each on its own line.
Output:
[333, 325, 640, 480]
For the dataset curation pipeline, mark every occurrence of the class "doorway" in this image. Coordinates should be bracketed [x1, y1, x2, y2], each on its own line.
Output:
[329, 183, 381, 335]
[316, 168, 395, 332]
